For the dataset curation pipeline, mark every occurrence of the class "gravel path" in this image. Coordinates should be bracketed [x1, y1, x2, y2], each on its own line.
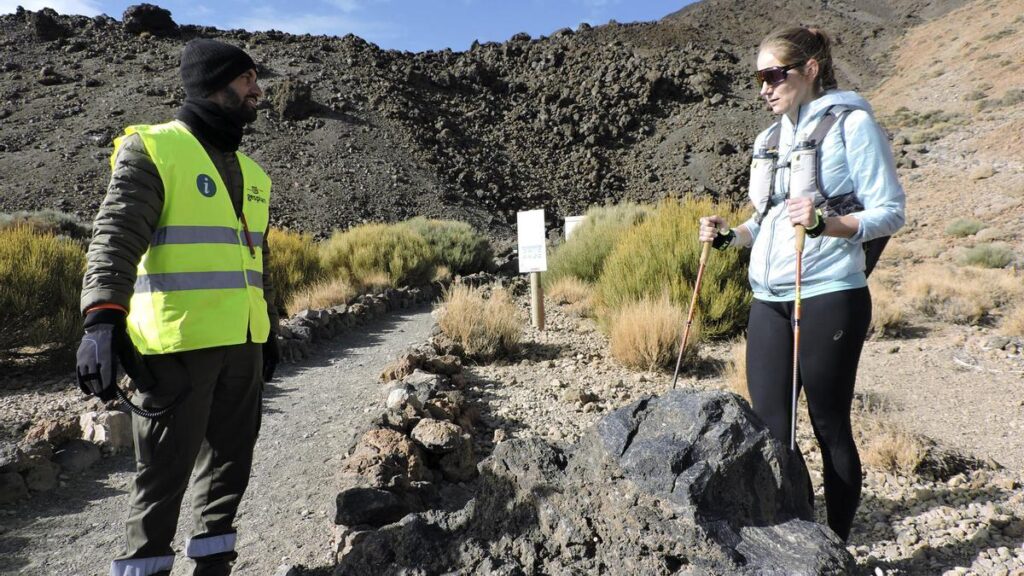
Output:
[0, 307, 436, 576]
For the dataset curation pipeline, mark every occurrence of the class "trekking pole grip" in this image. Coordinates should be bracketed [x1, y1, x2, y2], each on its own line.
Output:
[794, 224, 806, 253]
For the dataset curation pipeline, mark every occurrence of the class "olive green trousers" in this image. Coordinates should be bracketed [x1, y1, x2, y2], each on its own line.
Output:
[110, 342, 261, 576]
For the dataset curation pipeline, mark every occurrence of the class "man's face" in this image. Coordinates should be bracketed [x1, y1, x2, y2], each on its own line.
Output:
[211, 69, 262, 124]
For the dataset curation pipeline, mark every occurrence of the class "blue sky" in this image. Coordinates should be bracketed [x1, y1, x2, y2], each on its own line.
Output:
[2, 0, 694, 52]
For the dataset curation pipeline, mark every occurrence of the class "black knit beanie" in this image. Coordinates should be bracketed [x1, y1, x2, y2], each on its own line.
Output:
[180, 39, 256, 98]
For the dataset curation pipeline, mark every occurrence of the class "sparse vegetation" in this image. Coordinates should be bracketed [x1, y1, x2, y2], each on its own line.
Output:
[905, 264, 1023, 324]
[884, 107, 964, 143]
[267, 228, 324, 316]
[398, 217, 493, 276]
[0, 209, 91, 242]
[547, 276, 596, 317]
[724, 338, 749, 402]
[869, 275, 909, 338]
[963, 89, 988, 101]
[597, 198, 749, 340]
[958, 243, 1014, 268]
[981, 27, 1015, 42]
[861, 425, 929, 476]
[437, 285, 522, 360]
[1002, 304, 1024, 337]
[0, 225, 86, 353]
[608, 294, 690, 372]
[285, 276, 357, 317]
[944, 218, 986, 237]
[545, 203, 650, 287]
[320, 223, 436, 288]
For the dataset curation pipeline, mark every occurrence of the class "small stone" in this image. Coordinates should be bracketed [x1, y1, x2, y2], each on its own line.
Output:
[492, 429, 508, 444]
[53, 440, 101, 474]
[410, 419, 462, 454]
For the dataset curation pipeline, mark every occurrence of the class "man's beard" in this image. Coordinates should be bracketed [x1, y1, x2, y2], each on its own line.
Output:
[220, 88, 258, 124]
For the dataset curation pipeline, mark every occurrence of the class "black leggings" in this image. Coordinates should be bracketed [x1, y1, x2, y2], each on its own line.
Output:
[746, 287, 871, 540]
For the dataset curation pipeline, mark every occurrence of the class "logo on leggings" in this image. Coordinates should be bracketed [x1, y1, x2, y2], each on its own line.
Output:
[833, 330, 844, 341]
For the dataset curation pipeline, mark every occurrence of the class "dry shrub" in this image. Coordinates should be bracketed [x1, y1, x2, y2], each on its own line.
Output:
[437, 285, 522, 360]
[905, 264, 1023, 324]
[545, 202, 650, 286]
[598, 198, 749, 340]
[724, 337, 749, 402]
[957, 243, 1015, 268]
[0, 225, 85, 352]
[359, 270, 394, 293]
[1002, 304, 1024, 337]
[608, 294, 692, 372]
[433, 265, 452, 283]
[944, 217, 986, 237]
[285, 276, 357, 317]
[548, 276, 596, 316]
[398, 217, 492, 275]
[861, 425, 929, 476]
[320, 223, 435, 288]
[0, 209, 91, 241]
[267, 227, 324, 317]
[868, 275, 909, 338]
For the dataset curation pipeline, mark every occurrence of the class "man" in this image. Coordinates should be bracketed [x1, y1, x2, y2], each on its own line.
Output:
[77, 38, 280, 576]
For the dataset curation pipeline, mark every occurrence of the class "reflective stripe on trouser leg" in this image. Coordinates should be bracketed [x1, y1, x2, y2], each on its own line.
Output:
[109, 555, 174, 576]
[186, 532, 237, 558]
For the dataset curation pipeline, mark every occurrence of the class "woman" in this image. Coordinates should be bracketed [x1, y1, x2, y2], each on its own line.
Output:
[699, 26, 905, 541]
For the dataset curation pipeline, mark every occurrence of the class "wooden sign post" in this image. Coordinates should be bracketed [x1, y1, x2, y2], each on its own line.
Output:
[517, 209, 547, 331]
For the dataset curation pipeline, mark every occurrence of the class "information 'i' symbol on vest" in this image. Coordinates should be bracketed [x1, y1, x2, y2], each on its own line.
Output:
[196, 174, 217, 198]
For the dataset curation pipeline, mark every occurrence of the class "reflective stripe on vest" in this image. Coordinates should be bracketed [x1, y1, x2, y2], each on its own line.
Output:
[149, 225, 265, 248]
[116, 121, 272, 354]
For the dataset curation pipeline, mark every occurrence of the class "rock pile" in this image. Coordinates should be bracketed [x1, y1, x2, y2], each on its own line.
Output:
[333, 349, 479, 557]
[331, 389, 854, 575]
[0, 404, 129, 504]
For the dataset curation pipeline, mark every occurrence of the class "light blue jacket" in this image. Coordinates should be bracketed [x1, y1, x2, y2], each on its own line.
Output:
[742, 90, 906, 301]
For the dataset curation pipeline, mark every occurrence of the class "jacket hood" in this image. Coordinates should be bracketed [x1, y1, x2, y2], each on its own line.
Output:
[782, 90, 874, 133]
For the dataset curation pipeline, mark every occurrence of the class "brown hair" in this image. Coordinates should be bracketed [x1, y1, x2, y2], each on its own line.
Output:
[759, 26, 837, 92]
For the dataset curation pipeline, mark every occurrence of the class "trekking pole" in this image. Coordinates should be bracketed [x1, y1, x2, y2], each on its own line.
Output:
[671, 240, 712, 390]
[790, 225, 806, 451]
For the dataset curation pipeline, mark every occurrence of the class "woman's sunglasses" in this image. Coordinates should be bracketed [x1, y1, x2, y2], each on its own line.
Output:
[755, 61, 806, 87]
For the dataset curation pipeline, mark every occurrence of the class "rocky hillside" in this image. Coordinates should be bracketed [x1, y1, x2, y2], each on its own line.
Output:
[0, 0, 966, 239]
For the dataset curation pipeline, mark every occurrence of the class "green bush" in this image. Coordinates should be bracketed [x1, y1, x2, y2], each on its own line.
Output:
[0, 210, 91, 242]
[944, 218, 986, 237]
[321, 223, 436, 287]
[597, 198, 750, 340]
[545, 202, 650, 287]
[398, 217, 493, 275]
[958, 243, 1015, 268]
[0, 225, 86, 352]
[266, 227, 324, 316]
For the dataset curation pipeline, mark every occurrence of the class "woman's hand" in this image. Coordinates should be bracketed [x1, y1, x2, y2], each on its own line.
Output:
[699, 216, 726, 243]
[787, 197, 817, 228]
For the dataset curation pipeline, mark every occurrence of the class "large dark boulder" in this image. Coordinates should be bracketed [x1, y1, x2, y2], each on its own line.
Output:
[29, 8, 69, 41]
[334, 390, 853, 575]
[122, 4, 177, 36]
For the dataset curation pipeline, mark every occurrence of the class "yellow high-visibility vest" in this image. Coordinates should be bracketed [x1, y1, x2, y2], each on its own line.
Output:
[112, 120, 272, 354]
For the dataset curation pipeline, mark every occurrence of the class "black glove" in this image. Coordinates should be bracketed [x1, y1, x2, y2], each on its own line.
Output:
[75, 309, 129, 401]
[262, 335, 280, 383]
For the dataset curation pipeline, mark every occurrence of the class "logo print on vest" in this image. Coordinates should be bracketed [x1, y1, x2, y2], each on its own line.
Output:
[196, 174, 217, 198]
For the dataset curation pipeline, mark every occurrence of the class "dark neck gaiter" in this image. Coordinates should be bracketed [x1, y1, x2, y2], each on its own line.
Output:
[175, 98, 244, 152]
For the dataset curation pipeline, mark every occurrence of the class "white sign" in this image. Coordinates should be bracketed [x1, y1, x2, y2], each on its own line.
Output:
[564, 215, 585, 240]
[517, 209, 547, 273]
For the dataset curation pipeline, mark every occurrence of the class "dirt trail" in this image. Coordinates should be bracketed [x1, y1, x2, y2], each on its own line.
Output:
[0, 308, 435, 576]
